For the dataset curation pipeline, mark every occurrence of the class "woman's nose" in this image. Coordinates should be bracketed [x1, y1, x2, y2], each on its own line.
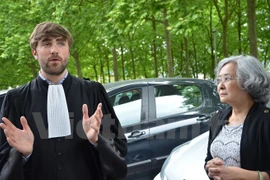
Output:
[219, 83, 225, 90]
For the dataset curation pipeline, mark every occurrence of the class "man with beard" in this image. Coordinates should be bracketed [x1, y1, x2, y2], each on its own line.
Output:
[0, 22, 127, 180]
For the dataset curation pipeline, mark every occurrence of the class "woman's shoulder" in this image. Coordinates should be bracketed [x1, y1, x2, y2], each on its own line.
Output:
[213, 106, 232, 120]
[246, 102, 270, 126]
[252, 102, 270, 116]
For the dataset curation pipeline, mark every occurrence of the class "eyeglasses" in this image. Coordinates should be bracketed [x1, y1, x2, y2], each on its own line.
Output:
[214, 75, 238, 85]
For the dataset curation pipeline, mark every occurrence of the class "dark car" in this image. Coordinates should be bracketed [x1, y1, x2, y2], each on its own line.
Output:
[103, 77, 226, 180]
[0, 78, 225, 180]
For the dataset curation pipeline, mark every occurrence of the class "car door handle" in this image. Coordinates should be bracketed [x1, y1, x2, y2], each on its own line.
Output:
[196, 115, 211, 122]
[128, 130, 146, 138]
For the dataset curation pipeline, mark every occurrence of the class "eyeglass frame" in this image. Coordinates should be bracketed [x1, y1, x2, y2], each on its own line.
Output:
[214, 75, 238, 85]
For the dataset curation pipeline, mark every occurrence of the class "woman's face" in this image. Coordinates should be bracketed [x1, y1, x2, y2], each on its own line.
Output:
[216, 62, 246, 105]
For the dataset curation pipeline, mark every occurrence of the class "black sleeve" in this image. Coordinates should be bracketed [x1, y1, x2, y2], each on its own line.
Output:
[0, 90, 24, 145]
[86, 81, 127, 179]
[204, 116, 214, 180]
[0, 90, 25, 180]
[260, 111, 270, 177]
[0, 147, 24, 180]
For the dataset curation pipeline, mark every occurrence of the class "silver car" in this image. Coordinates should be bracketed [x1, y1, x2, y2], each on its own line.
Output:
[154, 131, 209, 180]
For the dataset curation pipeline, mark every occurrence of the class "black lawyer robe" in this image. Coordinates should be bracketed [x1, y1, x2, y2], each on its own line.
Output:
[0, 74, 127, 180]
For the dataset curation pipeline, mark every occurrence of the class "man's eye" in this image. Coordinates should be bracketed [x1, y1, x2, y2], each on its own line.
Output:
[59, 42, 66, 46]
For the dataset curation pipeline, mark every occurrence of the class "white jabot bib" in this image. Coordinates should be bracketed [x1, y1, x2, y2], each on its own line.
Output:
[47, 84, 71, 138]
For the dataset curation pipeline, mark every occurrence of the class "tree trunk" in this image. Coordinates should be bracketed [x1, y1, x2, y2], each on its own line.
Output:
[209, 6, 216, 79]
[213, 0, 235, 57]
[178, 41, 184, 77]
[247, 0, 258, 58]
[151, 15, 158, 78]
[120, 46, 125, 80]
[263, 47, 268, 67]
[222, 0, 229, 57]
[99, 56, 104, 83]
[93, 65, 98, 81]
[184, 37, 189, 77]
[222, 23, 228, 57]
[192, 36, 198, 78]
[129, 46, 136, 79]
[163, 8, 173, 77]
[112, 47, 119, 81]
[105, 50, 111, 83]
[236, 0, 242, 54]
[72, 51, 82, 78]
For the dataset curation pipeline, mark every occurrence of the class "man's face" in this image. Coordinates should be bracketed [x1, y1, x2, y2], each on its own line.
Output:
[32, 36, 70, 76]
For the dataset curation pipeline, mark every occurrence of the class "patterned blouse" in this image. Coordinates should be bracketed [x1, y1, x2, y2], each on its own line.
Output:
[210, 122, 244, 167]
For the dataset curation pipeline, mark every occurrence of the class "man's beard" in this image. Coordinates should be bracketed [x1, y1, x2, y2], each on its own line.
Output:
[41, 59, 68, 76]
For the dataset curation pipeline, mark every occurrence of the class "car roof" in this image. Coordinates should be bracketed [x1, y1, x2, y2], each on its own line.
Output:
[0, 90, 8, 95]
[0, 90, 8, 107]
[103, 77, 213, 92]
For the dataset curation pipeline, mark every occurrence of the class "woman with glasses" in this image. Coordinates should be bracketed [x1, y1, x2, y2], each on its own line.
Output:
[205, 55, 270, 180]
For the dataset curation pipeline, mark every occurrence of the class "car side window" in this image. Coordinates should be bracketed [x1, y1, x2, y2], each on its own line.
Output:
[109, 88, 142, 127]
[154, 84, 202, 118]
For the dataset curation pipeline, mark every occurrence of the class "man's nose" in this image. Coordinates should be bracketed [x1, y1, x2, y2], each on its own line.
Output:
[51, 44, 59, 55]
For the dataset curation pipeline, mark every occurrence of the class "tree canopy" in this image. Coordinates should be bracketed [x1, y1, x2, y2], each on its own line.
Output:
[0, 0, 269, 89]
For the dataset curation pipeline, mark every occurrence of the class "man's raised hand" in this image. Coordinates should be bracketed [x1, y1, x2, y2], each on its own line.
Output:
[82, 103, 102, 144]
[0, 116, 34, 157]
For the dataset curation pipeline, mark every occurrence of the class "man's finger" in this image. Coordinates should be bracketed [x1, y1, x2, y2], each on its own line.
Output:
[90, 124, 99, 132]
[82, 104, 89, 120]
[2, 117, 16, 131]
[20, 116, 29, 131]
[96, 103, 102, 118]
[3, 128, 16, 143]
[0, 123, 7, 130]
[93, 114, 101, 127]
[6, 137, 16, 147]
[98, 103, 102, 108]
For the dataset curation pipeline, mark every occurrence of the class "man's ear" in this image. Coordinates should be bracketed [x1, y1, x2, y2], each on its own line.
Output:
[32, 49, 38, 60]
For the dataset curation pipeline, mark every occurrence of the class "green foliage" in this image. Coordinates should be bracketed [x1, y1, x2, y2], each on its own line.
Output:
[0, 0, 269, 89]
[181, 85, 202, 108]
